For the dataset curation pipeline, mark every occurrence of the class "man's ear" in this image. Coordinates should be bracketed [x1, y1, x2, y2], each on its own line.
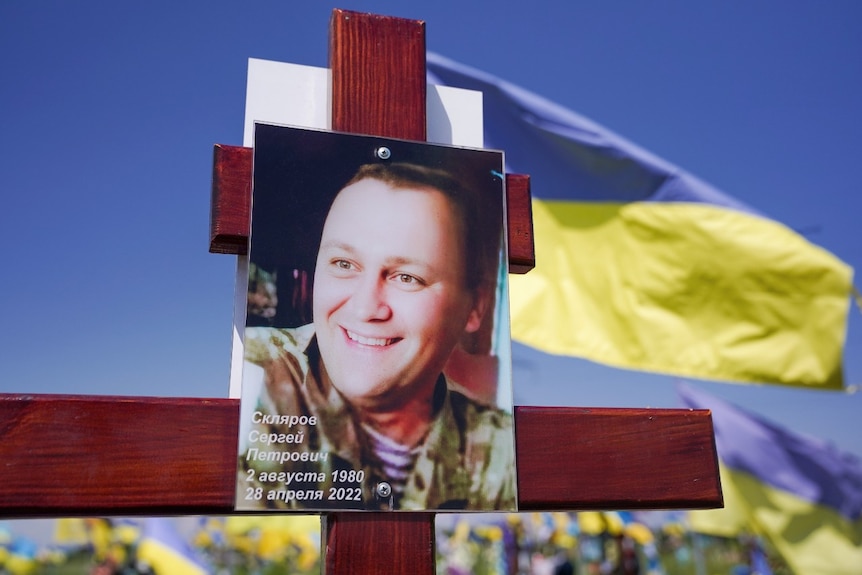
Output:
[464, 288, 491, 334]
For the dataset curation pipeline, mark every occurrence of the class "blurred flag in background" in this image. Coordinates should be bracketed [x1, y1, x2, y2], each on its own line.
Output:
[680, 382, 862, 574]
[138, 518, 208, 575]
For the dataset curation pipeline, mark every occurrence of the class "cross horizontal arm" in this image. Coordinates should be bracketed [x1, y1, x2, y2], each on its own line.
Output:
[0, 394, 720, 517]
[209, 144, 536, 274]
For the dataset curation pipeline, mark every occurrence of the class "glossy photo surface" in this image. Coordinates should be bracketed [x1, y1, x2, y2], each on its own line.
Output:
[235, 124, 516, 512]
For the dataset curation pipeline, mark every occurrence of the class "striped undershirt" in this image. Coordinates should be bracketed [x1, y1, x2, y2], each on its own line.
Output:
[361, 423, 421, 496]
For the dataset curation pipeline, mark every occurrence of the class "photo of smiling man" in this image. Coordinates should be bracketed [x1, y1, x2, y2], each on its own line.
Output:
[236, 124, 516, 512]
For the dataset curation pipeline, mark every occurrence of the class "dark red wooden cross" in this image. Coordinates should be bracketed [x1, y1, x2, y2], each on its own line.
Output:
[0, 9, 721, 575]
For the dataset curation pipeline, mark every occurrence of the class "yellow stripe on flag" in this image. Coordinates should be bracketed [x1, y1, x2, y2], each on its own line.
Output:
[690, 462, 862, 574]
[510, 199, 852, 387]
[137, 539, 207, 575]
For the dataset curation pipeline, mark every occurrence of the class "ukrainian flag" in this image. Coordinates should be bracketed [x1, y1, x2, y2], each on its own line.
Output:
[427, 53, 853, 388]
[680, 383, 862, 574]
[137, 518, 209, 575]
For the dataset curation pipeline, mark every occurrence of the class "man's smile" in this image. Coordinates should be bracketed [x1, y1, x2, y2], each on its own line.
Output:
[344, 328, 401, 348]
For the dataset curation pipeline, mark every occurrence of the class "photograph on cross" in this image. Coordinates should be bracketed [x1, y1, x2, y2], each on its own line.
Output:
[235, 123, 517, 512]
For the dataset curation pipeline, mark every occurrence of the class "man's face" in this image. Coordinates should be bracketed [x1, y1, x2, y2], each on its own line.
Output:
[312, 178, 484, 411]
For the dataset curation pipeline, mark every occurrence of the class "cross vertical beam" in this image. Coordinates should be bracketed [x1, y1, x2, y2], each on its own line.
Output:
[324, 9, 434, 574]
[330, 9, 427, 142]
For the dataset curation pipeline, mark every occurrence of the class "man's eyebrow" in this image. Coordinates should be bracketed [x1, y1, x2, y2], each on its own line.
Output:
[384, 255, 426, 267]
[318, 240, 356, 253]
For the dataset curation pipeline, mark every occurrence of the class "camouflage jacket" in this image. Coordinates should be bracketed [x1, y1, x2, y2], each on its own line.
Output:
[236, 325, 516, 511]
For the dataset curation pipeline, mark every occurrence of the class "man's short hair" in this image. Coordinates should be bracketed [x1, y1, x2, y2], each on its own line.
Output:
[342, 162, 501, 294]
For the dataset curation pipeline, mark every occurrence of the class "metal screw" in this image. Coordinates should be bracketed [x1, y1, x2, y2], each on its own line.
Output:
[376, 481, 392, 498]
[375, 146, 391, 160]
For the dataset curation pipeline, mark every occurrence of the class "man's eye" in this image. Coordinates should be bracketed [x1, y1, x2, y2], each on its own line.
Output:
[333, 259, 354, 271]
[395, 273, 424, 287]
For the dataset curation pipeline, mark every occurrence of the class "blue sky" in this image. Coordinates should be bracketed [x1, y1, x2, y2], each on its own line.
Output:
[2, 0, 861, 475]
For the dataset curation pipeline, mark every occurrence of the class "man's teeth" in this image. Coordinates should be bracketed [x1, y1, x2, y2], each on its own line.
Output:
[347, 331, 392, 346]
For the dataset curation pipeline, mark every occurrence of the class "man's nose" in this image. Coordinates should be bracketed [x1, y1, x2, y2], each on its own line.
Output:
[350, 274, 392, 321]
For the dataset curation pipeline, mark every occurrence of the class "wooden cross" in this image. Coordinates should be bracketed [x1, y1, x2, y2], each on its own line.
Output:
[0, 9, 721, 574]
